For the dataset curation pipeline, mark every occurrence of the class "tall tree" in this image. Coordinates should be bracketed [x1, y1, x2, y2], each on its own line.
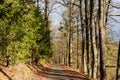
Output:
[90, 0, 98, 79]
[79, 0, 86, 73]
[85, 0, 90, 76]
[68, 0, 72, 67]
[76, 16, 79, 69]
[99, 0, 106, 79]
[116, 40, 120, 80]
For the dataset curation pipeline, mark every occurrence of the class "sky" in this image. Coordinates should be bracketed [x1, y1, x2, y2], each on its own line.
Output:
[108, 0, 120, 41]
[50, 3, 64, 25]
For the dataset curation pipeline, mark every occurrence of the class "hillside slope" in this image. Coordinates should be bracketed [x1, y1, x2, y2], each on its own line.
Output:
[0, 63, 91, 80]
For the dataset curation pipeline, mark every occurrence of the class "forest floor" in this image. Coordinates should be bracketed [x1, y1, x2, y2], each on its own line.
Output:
[0, 62, 91, 80]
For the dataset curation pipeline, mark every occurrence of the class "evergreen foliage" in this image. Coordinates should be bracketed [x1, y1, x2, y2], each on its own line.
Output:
[0, 0, 52, 66]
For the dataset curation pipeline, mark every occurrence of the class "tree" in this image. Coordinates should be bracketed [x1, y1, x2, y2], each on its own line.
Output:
[84, 0, 90, 76]
[90, 0, 98, 79]
[116, 40, 120, 80]
[99, 0, 106, 79]
[78, 0, 86, 73]
[0, 0, 52, 66]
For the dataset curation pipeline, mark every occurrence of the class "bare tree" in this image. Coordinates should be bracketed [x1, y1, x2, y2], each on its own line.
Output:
[76, 16, 79, 69]
[85, 0, 90, 76]
[78, 0, 87, 74]
[99, 0, 106, 79]
[90, 0, 98, 79]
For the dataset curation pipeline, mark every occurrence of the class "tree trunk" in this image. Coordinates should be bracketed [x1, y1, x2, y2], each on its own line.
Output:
[99, 0, 106, 79]
[36, 0, 39, 9]
[6, 56, 10, 67]
[79, 0, 86, 73]
[85, 0, 90, 76]
[76, 17, 79, 69]
[95, 11, 100, 77]
[68, 1, 72, 67]
[116, 40, 120, 80]
[44, 0, 48, 28]
[90, 0, 98, 79]
[68, 26, 71, 67]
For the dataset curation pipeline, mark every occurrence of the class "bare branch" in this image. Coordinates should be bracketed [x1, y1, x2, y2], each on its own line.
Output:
[109, 14, 120, 16]
[55, 0, 68, 7]
[72, 3, 80, 8]
[110, 3, 120, 9]
[106, 27, 120, 35]
[109, 16, 120, 24]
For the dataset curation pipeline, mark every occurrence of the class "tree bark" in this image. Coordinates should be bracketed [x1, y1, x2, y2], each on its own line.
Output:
[68, 1, 73, 67]
[99, 0, 106, 79]
[44, 0, 49, 28]
[90, 0, 98, 79]
[36, 0, 39, 9]
[116, 40, 120, 80]
[85, 0, 90, 76]
[76, 17, 79, 69]
[79, 0, 86, 73]
[95, 10, 100, 77]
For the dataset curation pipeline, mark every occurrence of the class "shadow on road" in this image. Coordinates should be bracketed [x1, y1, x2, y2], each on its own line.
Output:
[27, 64, 91, 80]
[0, 68, 12, 80]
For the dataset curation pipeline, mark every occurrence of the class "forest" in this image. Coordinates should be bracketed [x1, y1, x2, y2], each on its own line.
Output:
[0, 0, 120, 80]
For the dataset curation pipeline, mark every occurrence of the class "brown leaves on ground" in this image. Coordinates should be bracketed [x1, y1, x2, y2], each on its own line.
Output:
[0, 63, 91, 80]
[60, 65, 91, 80]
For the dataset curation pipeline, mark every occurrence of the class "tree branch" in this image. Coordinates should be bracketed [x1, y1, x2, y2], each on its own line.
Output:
[110, 3, 120, 9]
[109, 16, 120, 24]
[109, 14, 120, 16]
